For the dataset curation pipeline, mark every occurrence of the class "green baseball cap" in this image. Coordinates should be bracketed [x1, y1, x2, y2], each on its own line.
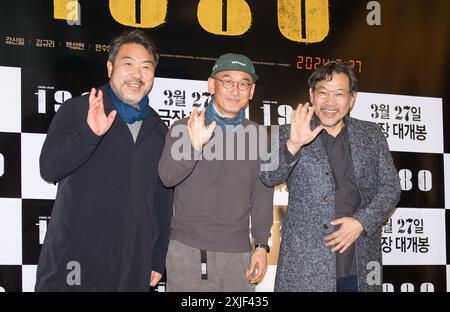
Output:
[211, 53, 258, 81]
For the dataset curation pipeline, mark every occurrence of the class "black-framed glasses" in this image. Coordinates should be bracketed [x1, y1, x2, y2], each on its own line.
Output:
[213, 77, 252, 91]
[314, 87, 351, 101]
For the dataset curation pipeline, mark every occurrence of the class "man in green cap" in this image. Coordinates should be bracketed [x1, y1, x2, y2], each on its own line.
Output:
[158, 53, 274, 291]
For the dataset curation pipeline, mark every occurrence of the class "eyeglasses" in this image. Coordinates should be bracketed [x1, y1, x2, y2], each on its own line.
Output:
[314, 87, 352, 101]
[213, 77, 253, 91]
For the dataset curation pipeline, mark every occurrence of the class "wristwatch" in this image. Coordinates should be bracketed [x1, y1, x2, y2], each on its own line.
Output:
[255, 243, 270, 253]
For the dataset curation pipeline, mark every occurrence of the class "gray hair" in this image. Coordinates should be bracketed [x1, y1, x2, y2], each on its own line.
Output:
[108, 29, 159, 65]
[308, 61, 358, 93]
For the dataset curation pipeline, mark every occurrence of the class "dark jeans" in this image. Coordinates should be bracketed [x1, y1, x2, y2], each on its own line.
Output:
[336, 275, 358, 292]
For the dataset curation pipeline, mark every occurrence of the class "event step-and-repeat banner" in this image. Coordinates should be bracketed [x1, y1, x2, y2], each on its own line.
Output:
[0, 0, 449, 292]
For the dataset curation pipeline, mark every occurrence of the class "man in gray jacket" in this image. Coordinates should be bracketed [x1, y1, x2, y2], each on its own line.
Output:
[261, 61, 401, 292]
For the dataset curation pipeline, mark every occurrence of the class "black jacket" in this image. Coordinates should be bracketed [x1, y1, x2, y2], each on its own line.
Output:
[35, 84, 173, 291]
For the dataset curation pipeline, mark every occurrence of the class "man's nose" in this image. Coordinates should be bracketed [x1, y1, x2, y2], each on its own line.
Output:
[130, 66, 142, 78]
[230, 82, 240, 95]
[325, 92, 337, 103]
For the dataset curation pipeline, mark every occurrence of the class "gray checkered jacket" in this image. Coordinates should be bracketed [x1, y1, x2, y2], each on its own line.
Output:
[260, 116, 401, 291]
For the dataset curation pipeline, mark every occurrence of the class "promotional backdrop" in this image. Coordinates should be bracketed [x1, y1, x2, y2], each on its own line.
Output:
[0, 0, 449, 292]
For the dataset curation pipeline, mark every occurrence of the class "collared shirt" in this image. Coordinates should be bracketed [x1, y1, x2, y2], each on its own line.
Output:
[320, 125, 361, 278]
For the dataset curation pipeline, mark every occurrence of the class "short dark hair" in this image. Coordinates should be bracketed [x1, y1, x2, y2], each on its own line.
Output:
[108, 29, 159, 65]
[308, 61, 357, 93]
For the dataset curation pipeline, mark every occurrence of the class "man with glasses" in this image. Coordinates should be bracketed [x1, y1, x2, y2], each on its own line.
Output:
[261, 61, 401, 292]
[158, 53, 273, 291]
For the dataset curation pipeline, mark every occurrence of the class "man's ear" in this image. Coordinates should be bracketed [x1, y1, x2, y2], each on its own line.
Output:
[309, 88, 314, 103]
[107, 60, 113, 78]
[248, 83, 256, 100]
[207, 77, 215, 95]
[349, 92, 357, 111]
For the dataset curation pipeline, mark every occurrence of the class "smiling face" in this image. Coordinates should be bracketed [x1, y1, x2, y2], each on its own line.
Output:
[107, 43, 156, 108]
[207, 70, 255, 118]
[309, 72, 356, 137]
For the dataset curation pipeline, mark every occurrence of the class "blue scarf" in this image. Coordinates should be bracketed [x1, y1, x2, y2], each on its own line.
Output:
[106, 83, 150, 124]
[205, 97, 245, 129]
